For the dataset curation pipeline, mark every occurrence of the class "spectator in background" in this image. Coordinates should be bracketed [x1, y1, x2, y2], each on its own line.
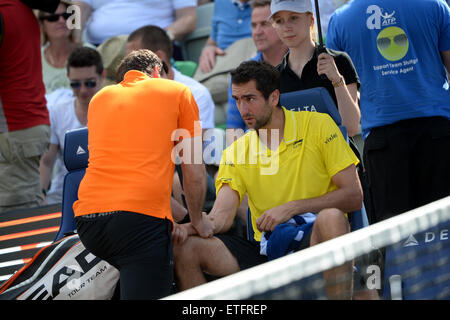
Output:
[40, 47, 105, 205]
[0, 0, 59, 213]
[326, 0, 450, 223]
[73, 0, 197, 59]
[198, 0, 252, 73]
[38, 0, 94, 94]
[270, 0, 361, 138]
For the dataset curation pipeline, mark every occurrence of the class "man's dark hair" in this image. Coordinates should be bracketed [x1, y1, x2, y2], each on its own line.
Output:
[251, 0, 271, 9]
[231, 60, 281, 104]
[67, 46, 104, 75]
[116, 49, 163, 82]
[128, 25, 173, 60]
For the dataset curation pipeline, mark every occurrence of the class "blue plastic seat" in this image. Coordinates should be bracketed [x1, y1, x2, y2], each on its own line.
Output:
[280, 87, 348, 141]
[54, 127, 89, 241]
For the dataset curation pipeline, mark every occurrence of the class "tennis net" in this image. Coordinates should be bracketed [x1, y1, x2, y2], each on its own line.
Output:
[164, 196, 450, 300]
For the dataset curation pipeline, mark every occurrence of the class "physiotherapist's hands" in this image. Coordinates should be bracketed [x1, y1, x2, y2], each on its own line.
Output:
[256, 204, 292, 232]
[192, 212, 214, 238]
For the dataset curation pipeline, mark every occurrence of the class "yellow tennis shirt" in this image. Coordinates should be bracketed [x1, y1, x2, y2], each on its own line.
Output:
[216, 107, 359, 241]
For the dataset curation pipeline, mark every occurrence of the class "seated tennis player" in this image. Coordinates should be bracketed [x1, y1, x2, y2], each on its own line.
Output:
[173, 61, 364, 299]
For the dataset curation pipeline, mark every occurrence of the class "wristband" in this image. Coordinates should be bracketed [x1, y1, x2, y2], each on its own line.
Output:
[332, 76, 345, 88]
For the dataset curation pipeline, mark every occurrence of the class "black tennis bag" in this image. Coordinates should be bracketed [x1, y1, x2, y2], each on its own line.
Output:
[0, 234, 119, 300]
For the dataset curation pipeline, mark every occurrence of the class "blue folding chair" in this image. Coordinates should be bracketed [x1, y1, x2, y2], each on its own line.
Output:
[54, 127, 89, 241]
[280, 87, 348, 141]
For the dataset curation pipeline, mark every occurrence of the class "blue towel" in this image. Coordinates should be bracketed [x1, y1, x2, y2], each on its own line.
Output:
[260, 213, 316, 260]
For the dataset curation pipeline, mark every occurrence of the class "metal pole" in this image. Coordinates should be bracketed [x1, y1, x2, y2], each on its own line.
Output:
[314, 0, 324, 47]
[314, 0, 327, 80]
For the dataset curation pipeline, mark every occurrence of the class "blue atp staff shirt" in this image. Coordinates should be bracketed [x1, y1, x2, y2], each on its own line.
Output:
[326, 0, 450, 139]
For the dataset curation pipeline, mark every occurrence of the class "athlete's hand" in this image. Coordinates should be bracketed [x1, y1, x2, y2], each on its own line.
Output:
[256, 205, 291, 232]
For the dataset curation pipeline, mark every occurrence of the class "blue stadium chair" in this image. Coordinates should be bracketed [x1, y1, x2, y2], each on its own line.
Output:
[54, 127, 89, 241]
[280, 87, 348, 141]
[382, 219, 450, 300]
[349, 206, 370, 231]
[180, 2, 214, 64]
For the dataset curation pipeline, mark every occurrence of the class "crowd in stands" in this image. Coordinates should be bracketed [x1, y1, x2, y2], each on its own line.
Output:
[0, 0, 449, 300]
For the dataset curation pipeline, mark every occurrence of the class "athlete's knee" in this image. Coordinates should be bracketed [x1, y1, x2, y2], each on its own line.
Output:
[317, 208, 348, 225]
[174, 236, 207, 265]
[312, 208, 349, 243]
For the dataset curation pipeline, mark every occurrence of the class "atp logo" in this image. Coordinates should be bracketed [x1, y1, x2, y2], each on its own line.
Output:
[366, 5, 397, 30]
[366, 5, 409, 62]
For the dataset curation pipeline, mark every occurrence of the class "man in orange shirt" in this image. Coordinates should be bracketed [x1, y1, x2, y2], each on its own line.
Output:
[73, 49, 213, 300]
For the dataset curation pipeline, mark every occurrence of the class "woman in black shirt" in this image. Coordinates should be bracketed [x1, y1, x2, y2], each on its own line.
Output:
[269, 3, 361, 137]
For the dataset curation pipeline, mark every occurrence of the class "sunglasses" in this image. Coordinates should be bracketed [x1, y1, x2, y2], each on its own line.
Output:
[40, 12, 72, 22]
[70, 80, 97, 90]
[377, 34, 408, 51]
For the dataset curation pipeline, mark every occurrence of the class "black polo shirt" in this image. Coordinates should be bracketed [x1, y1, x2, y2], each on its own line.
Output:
[277, 46, 360, 107]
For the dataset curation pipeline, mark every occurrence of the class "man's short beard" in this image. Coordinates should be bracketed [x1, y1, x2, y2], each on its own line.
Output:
[254, 103, 273, 131]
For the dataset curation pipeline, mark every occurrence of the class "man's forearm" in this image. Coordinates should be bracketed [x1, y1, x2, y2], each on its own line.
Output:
[256, 185, 362, 233]
[167, 7, 197, 41]
[181, 163, 206, 223]
[39, 162, 52, 191]
[208, 184, 240, 234]
[284, 186, 363, 218]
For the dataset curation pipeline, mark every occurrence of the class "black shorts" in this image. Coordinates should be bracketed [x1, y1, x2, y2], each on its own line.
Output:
[75, 211, 173, 300]
[215, 234, 267, 270]
[215, 228, 312, 270]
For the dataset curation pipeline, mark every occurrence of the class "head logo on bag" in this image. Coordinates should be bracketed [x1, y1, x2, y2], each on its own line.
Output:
[0, 234, 119, 300]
